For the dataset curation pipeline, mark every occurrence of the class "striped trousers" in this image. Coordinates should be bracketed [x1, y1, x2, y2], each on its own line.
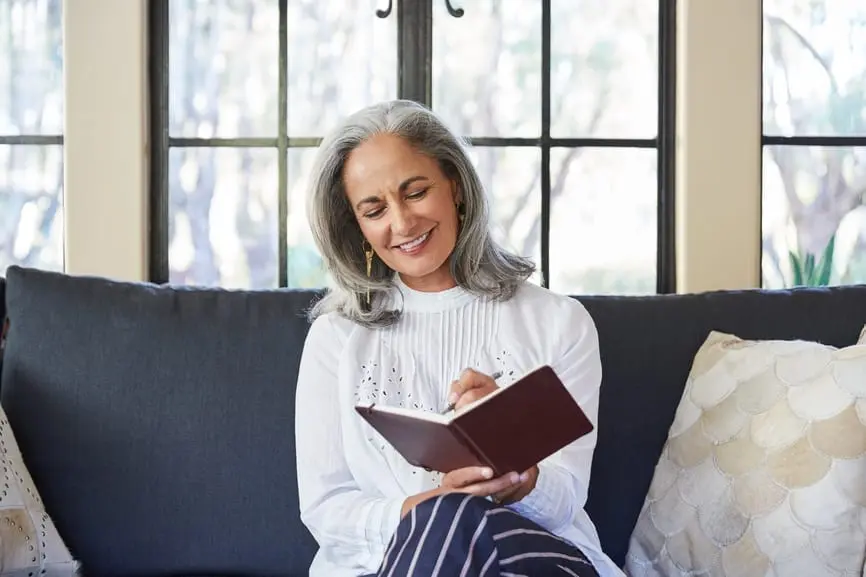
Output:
[367, 492, 600, 577]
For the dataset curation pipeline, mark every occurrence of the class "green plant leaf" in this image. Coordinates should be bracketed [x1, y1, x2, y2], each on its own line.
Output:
[804, 253, 816, 282]
[789, 251, 804, 286]
[815, 234, 836, 286]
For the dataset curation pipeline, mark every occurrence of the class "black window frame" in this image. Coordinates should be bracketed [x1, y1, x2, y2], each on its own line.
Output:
[148, 0, 678, 293]
[0, 135, 62, 146]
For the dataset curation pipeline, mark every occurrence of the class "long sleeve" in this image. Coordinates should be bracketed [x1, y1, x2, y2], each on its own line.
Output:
[507, 300, 602, 532]
[295, 315, 404, 573]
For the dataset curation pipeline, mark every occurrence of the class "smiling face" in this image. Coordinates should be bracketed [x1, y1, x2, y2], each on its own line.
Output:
[343, 133, 461, 292]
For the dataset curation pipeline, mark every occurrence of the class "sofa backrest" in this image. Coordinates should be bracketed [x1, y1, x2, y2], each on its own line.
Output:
[1, 266, 865, 575]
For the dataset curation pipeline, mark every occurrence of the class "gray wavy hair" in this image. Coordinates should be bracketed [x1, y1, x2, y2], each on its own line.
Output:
[306, 99, 535, 328]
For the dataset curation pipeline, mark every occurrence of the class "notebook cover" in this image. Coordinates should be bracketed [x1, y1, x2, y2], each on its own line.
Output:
[354, 365, 594, 477]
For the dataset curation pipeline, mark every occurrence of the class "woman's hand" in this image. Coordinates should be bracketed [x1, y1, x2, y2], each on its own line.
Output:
[490, 465, 539, 505]
[441, 466, 528, 496]
[400, 466, 527, 517]
[448, 368, 499, 411]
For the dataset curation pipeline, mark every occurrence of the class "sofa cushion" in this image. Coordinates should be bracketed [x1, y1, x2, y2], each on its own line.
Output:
[0, 266, 319, 577]
[577, 285, 866, 567]
[624, 328, 866, 576]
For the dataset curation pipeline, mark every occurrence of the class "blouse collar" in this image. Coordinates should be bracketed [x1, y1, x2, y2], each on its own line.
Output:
[390, 274, 478, 313]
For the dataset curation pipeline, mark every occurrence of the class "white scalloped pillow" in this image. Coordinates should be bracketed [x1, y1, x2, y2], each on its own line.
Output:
[0, 406, 79, 576]
[625, 327, 866, 577]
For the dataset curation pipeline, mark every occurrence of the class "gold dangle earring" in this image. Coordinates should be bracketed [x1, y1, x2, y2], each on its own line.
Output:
[364, 241, 374, 305]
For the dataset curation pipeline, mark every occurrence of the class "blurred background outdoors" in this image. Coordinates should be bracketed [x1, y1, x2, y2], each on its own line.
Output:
[1, 0, 864, 293]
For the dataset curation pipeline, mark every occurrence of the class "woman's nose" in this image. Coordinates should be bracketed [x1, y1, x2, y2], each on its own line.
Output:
[390, 205, 417, 236]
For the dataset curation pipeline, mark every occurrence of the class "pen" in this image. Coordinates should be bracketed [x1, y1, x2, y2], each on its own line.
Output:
[441, 370, 503, 414]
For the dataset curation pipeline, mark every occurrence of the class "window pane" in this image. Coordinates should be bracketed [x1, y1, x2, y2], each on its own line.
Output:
[466, 146, 542, 284]
[287, 0, 397, 136]
[762, 145, 866, 288]
[169, 147, 278, 288]
[551, 0, 657, 139]
[0, 0, 63, 135]
[550, 148, 656, 294]
[433, 1, 541, 138]
[0, 145, 63, 271]
[763, 0, 866, 136]
[287, 147, 329, 288]
[169, 1, 279, 138]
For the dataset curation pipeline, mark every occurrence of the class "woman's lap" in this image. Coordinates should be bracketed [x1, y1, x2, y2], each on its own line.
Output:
[364, 492, 600, 577]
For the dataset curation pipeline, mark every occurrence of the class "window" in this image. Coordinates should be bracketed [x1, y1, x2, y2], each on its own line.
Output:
[149, 0, 676, 294]
[0, 0, 64, 273]
[762, 0, 866, 288]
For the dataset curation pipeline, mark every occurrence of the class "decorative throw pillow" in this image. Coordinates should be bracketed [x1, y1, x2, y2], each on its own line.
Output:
[625, 328, 866, 577]
[0, 406, 78, 575]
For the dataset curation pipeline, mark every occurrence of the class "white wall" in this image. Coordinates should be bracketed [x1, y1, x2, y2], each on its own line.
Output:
[62, 0, 763, 292]
[63, 0, 149, 281]
[676, 0, 762, 292]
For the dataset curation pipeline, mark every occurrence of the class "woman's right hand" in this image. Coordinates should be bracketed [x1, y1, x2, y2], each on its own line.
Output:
[400, 467, 527, 517]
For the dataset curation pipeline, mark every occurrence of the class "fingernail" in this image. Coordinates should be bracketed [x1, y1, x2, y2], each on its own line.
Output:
[481, 468, 493, 479]
[510, 472, 520, 484]
[519, 472, 529, 482]
[448, 392, 458, 404]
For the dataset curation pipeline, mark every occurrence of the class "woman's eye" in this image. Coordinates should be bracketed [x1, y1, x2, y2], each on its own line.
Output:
[407, 187, 428, 199]
[364, 208, 385, 219]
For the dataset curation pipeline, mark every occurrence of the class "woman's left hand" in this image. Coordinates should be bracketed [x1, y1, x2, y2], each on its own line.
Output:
[448, 368, 499, 410]
[491, 465, 539, 505]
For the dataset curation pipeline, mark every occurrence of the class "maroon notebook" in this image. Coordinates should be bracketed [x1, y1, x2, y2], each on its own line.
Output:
[354, 365, 594, 477]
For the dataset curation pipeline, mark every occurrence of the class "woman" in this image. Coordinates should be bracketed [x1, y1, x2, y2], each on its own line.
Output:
[295, 99, 623, 577]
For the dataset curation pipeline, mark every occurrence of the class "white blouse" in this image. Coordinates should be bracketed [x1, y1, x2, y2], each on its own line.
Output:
[295, 278, 625, 577]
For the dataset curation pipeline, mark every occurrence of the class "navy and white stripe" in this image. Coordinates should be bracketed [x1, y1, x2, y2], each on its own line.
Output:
[365, 493, 600, 577]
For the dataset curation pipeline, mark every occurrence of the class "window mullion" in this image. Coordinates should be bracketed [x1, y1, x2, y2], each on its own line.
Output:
[397, 0, 433, 106]
[278, 0, 289, 287]
[541, 0, 551, 289]
[657, 0, 677, 294]
[148, 0, 170, 285]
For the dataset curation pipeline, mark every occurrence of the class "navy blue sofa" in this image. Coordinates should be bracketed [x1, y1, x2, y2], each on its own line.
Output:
[1, 265, 865, 577]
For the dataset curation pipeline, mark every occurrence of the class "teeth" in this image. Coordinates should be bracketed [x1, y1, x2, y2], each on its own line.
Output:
[399, 232, 429, 251]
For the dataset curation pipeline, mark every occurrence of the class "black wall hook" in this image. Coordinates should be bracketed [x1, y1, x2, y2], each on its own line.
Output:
[444, 0, 465, 18]
[377, 1, 464, 19]
[375, 0, 393, 18]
